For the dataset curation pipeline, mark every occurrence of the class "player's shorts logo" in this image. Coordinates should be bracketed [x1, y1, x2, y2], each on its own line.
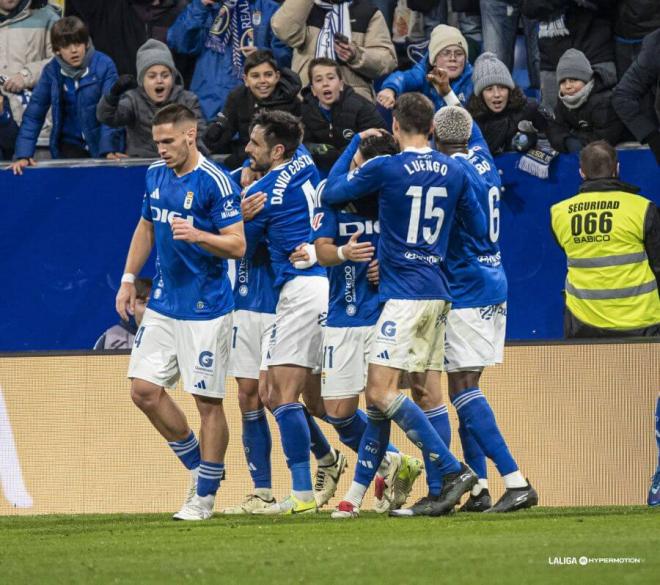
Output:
[198, 351, 214, 368]
[380, 320, 397, 337]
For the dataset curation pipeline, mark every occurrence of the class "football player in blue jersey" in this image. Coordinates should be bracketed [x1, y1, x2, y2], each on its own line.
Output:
[241, 110, 344, 515]
[115, 104, 245, 521]
[434, 106, 538, 513]
[323, 93, 487, 516]
[288, 133, 424, 517]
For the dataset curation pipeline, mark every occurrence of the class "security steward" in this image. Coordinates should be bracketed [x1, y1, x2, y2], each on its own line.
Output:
[551, 140, 660, 337]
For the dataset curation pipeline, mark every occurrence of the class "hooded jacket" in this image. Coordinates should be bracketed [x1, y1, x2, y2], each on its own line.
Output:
[546, 67, 625, 153]
[300, 84, 386, 172]
[14, 50, 123, 159]
[167, 0, 291, 120]
[97, 80, 206, 158]
[203, 67, 302, 169]
[380, 53, 474, 110]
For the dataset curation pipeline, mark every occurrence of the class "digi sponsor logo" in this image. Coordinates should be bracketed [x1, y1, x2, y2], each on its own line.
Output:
[151, 206, 193, 225]
[339, 220, 379, 237]
[380, 320, 397, 337]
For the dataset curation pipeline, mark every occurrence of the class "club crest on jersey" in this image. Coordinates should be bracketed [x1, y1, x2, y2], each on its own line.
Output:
[312, 212, 324, 231]
[184, 191, 194, 210]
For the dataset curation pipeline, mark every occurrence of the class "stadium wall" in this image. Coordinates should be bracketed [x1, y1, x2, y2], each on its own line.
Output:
[0, 340, 657, 515]
[1, 148, 659, 351]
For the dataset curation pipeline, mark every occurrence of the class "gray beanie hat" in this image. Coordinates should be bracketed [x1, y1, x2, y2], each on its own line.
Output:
[472, 52, 514, 96]
[433, 106, 473, 145]
[136, 39, 177, 85]
[556, 48, 593, 83]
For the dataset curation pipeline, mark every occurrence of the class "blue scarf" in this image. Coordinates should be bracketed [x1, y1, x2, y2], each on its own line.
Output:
[205, 0, 254, 76]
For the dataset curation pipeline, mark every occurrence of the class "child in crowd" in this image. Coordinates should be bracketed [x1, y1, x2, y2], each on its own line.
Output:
[547, 48, 624, 153]
[203, 50, 301, 169]
[97, 39, 205, 158]
[11, 16, 123, 174]
[301, 58, 386, 174]
[467, 52, 549, 155]
[377, 24, 473, 111]
[0, 91, 19, 161]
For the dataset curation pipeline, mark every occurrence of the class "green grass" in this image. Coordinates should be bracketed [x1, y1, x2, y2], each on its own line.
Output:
[0, 507, 658, 585]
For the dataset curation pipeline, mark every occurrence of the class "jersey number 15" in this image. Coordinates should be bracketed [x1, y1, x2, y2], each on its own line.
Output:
[405, 186, 447, 245]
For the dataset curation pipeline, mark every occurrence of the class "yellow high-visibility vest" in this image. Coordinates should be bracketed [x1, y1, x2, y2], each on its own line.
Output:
[551, 189, 660, 330]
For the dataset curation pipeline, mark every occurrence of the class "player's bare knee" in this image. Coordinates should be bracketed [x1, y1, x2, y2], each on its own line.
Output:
[130, 379, 161, 411]
[194, 395, 224, 420]
[237, 378, 261, 413]
[447, 371, 481, 397]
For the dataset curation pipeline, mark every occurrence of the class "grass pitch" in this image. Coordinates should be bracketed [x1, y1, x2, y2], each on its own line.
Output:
[1, 507, 657, 585]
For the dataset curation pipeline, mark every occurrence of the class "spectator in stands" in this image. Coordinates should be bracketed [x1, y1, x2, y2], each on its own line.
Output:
[203, 50, 301, 169]
[479, 0, 540, 91]
[612, 29, 660, 165]
[270, 0, 396, 101]
[0, 0, 60, 141]
[0, 91, 18, 160]
[94, 277, 152, 350]
[301, 57, 386, 173]
[10, 16, 124, 174]
[168, 0, 291, 121]
[377, 25, 473, 111]
[521, 0, 616, 111]
[550, 140, 660, 338]
[613, 1, 660, 79]
[467, 53, 549, 155]
[66, 0, 192, 83]
[97, 39, 206, 159]
[546, 49, 623, 154]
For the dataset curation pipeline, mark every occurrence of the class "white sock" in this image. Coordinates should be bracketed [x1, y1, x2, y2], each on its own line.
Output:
[503, 471, 527, 489]
[471, 478, 488, 496]
[292, 489, 314, 502]
[317, 448, 336, 467]
[254, 488, 273, 501]
[345, 481, 368, 508]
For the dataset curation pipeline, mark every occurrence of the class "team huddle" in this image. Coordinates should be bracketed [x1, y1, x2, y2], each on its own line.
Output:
[115, 95, 538, 521]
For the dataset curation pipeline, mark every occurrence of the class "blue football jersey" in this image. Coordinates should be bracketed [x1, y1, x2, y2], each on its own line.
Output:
[323, 137, 487, 302]
[445, 150, 508, 308]
[311, 199, 382, 328]
[243, 146, 326, 288]
[233, 242, 279, 314]
[141, 156, 242, 320]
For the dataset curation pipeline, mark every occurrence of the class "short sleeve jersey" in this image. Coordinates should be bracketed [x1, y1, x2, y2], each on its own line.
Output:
[141, 156, 242, 320]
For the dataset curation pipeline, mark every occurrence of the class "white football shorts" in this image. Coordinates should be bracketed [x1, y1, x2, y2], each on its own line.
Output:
[322, 325, 375, 399]
[370, 299, 450, 372]
[444, 303, 507, 372]
[266, 275, 329, 372]
[228, 309, 275, 379]
[128, 308, 232, 399]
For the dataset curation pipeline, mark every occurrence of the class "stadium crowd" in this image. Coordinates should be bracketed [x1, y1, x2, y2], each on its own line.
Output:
[1, 0, 660, 168]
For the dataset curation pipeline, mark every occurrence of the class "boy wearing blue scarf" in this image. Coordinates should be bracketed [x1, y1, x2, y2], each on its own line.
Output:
[377, 24, 474, 112]
[168, 0, 291, 121]
[11, 16, 123, 174]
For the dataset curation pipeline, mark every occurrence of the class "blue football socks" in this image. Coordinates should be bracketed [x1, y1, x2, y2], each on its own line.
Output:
[354, 407, 391, 487]
[197, 460, 224, 497]
[242, 408, 272, 489]
[423, 405, 451, 495]
[273, 403, 312, 493]
[168, 430, 200, 471]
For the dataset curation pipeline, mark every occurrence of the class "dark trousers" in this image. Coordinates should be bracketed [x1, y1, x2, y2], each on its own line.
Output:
[564, 307, 660, 339]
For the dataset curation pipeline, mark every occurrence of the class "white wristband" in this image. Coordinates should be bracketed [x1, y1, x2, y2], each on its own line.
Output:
[337, 246, 346, 261]
[121, 273, 136, 284]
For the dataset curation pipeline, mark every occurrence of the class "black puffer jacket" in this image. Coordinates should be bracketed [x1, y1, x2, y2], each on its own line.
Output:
[300, 84, 386, 172]
[521, 0, 615, 71]
[468, 87, 550, 155]
[547, 68, 625, 152]
[612, 28, 660, 145]
[614, 0, 660, 41]
[203, 68, 302, 169]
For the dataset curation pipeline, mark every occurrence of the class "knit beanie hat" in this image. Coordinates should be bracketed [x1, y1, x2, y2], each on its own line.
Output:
[472, 52, 514, 96]
[428, 25, 468, 66]
[556, 48, 593, 83]
[433, 106, 473, 145]
[136, 39, 177, 85]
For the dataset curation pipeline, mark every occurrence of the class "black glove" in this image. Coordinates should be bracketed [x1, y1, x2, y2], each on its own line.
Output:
[647, 131, 660, 166]
[203, 113, 229, 150]
[109, 75, 137, 99]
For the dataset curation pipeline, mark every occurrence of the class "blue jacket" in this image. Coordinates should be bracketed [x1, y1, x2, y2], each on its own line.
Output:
[167, 0, 291, 120]
[381, 55, 474, 110]
[14, 51, 123, 160]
